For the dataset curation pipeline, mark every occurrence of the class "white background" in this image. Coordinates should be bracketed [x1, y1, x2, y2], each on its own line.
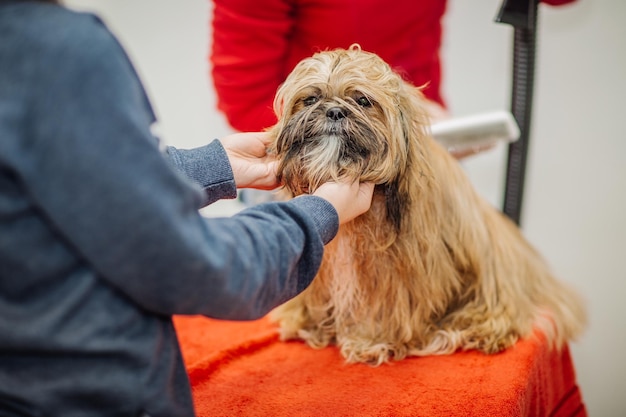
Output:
[63, 1, 626, 415]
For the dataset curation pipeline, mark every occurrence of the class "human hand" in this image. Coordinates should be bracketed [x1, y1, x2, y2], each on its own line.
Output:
[219, 132, 279, 190]
[448, 143, 496, 159]
[312, 180, 375, 225]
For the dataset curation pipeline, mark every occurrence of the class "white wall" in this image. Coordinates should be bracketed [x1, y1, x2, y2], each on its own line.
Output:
[63, 1, 626, 415]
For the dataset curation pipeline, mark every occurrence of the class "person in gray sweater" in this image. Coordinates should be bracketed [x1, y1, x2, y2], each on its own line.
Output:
[0, 1, 374, 416]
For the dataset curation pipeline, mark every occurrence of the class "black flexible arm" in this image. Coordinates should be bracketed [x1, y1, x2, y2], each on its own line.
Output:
[496, 0, 539, 225]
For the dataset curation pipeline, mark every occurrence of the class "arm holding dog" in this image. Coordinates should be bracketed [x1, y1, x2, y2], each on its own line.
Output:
[168, 131, 375, 226]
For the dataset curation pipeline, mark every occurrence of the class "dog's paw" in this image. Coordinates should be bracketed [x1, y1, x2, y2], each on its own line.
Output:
[339, 339, 409, 366]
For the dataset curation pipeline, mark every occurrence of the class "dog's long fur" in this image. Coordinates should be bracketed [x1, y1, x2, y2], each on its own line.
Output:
[268, 45, 586, 365]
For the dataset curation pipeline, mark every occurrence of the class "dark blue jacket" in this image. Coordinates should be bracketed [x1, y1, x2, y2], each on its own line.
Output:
[0, 2, 337, 416]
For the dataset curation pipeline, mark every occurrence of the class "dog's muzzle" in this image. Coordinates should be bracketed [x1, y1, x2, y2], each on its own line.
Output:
[326, 106, 347, 121]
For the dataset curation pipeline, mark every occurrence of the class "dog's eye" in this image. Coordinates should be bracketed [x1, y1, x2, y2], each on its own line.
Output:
[356, 96, 372, 107]
[303, 96, 319, 106]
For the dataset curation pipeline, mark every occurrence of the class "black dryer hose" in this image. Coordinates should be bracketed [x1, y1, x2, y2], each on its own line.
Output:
[495, 0, 539, 225]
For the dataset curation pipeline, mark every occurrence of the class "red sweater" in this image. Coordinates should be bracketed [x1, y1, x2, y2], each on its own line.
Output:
[210, 0, 575, 132]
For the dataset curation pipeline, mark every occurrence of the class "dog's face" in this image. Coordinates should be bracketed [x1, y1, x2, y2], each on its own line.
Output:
[270, 45, 429, 197]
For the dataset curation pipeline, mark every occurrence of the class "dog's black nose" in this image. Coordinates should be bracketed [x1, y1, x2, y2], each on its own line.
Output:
[326, 107, 347, 121]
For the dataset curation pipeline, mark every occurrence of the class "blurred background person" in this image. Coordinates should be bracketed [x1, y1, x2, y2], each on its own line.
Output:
[209, 0, 575, 204]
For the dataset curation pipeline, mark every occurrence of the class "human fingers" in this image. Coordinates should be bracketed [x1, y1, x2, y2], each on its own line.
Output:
[313, 180, 374, 224]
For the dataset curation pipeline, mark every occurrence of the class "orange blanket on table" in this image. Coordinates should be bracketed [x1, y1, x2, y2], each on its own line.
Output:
[174, 315, 586, 417]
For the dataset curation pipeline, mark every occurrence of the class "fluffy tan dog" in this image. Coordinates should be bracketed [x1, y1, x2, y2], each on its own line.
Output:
[268, 44, 586, 366]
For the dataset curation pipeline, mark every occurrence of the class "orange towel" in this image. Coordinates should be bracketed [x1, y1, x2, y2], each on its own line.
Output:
[174, 315, 586, 417]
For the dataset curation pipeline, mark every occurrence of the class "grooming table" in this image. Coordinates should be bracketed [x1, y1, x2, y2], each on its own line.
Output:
[174, 315, 586, 417]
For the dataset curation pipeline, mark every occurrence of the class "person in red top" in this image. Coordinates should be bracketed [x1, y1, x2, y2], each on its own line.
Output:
[211, 0, 446, 133]
[210, 0, 576, 134]
[210, 0, 575, 204]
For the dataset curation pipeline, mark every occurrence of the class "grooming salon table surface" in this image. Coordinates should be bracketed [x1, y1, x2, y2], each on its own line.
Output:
[174, 315, 586, 417]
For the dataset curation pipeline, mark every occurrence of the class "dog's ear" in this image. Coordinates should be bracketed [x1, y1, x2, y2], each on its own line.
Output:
[396, 82, 432, 166]
[381, 180, 407, 233]
[382, 79, 434, 232]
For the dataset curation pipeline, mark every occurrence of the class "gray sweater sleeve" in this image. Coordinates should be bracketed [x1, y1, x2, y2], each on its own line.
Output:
[165, 141, 238, 206]
[14, 12, 338, 320]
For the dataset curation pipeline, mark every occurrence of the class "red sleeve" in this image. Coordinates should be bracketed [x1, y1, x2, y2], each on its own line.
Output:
[210, 0, 293, 132]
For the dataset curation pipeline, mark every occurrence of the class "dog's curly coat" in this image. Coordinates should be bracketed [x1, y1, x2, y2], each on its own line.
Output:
[268, 45, 586, 365]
